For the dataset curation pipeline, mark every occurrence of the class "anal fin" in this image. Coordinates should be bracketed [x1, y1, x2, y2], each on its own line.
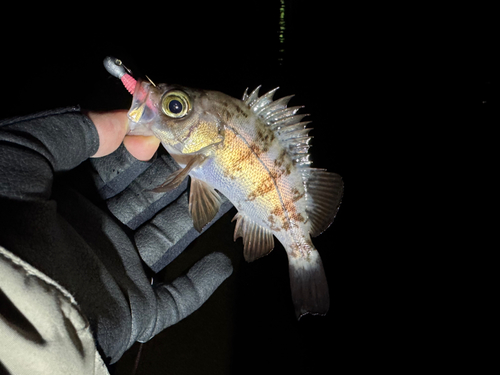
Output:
[232, 212, 275, 262]
[189, 177, 222, 232]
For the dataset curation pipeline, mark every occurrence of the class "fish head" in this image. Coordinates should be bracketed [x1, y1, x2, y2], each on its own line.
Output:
[127, 80, 225, 154]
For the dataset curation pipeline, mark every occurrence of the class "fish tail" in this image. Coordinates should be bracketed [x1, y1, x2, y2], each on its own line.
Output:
[288, 247, 330, 319]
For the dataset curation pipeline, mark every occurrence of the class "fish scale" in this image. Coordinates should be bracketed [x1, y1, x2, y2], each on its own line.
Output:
[104, 56, 343, 318]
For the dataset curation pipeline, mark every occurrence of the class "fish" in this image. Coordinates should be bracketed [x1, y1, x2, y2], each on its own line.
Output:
[127, 79, 343, 319]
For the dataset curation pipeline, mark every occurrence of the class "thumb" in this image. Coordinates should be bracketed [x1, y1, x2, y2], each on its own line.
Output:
[88, 110, 128, 158]
[88, 110, 160, 161]
[140, 252, 233, 341]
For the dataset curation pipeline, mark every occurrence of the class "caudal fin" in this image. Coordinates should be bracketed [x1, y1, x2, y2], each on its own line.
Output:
[288, 249, 329, 319]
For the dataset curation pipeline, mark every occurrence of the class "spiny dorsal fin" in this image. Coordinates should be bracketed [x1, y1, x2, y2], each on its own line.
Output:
[242, 86, 343, 236]
[243, 86, 313, 168]
[242, 85, 260, 106]
[232, 212, 275, 262]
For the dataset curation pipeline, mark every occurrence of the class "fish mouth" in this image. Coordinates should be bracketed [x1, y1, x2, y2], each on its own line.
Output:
[127, 80, 158, 136]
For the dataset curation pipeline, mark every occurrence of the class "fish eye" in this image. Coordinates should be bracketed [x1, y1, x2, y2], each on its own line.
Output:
[161, 90, 191, 118]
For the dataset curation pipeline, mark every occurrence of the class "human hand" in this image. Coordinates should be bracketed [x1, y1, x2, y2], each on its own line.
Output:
[87, 109, 233, 270]
[88, 110, 160, 161]
[88, 109, 234, 345]
[0, 106, 233, 366]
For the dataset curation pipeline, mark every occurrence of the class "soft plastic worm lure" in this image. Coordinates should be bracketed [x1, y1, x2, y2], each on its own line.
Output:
[104, 57, 157, 124]
[103, 56, 137, 94]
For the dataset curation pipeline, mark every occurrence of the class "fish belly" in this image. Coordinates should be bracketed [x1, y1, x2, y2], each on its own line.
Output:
[191, 125, 301, 233]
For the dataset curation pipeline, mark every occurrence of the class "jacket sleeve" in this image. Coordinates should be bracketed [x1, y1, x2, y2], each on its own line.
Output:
[0, 106, 99, 201]
[0, 245, 111, 375]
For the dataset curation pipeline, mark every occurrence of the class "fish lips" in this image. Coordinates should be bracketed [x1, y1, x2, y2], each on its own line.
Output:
[127, 80, 158, 136]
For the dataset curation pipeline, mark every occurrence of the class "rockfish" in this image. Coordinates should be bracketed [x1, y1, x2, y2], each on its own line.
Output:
[122, 72, 343, 318]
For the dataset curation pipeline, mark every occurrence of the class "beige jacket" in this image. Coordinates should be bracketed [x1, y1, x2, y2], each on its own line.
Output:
[0, 246, 109, 375]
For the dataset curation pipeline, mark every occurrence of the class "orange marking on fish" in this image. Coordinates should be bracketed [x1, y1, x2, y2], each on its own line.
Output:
[247, 174, 275, 201]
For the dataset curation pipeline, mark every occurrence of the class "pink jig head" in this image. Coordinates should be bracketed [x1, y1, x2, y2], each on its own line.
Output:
[103, 57, 158, 135]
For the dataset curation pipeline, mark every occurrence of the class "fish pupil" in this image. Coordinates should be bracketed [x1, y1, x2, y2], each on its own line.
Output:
[169, 99, 182, 114]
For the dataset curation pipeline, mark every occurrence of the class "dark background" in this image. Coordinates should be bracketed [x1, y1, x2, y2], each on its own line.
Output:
[0, 2, 401, 374]
[3, 1, 492, 374]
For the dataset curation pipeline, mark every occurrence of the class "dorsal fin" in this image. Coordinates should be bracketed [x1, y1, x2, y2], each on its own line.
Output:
[305, 170, 343, 236]
[243, 86, 313, 167]
[242, 86, 343, 235]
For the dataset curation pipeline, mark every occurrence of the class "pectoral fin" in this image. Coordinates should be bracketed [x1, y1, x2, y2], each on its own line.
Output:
[152, 154, 206, 193]
[189, 177, 223, 232]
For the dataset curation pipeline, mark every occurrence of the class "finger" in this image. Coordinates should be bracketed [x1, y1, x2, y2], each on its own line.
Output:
[140, 252, 233, 341]
[105, 154, 187, 230]
[123, 134, 161, 161]
[90, 144, 156, 200]
[88, 110, 129, 158]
